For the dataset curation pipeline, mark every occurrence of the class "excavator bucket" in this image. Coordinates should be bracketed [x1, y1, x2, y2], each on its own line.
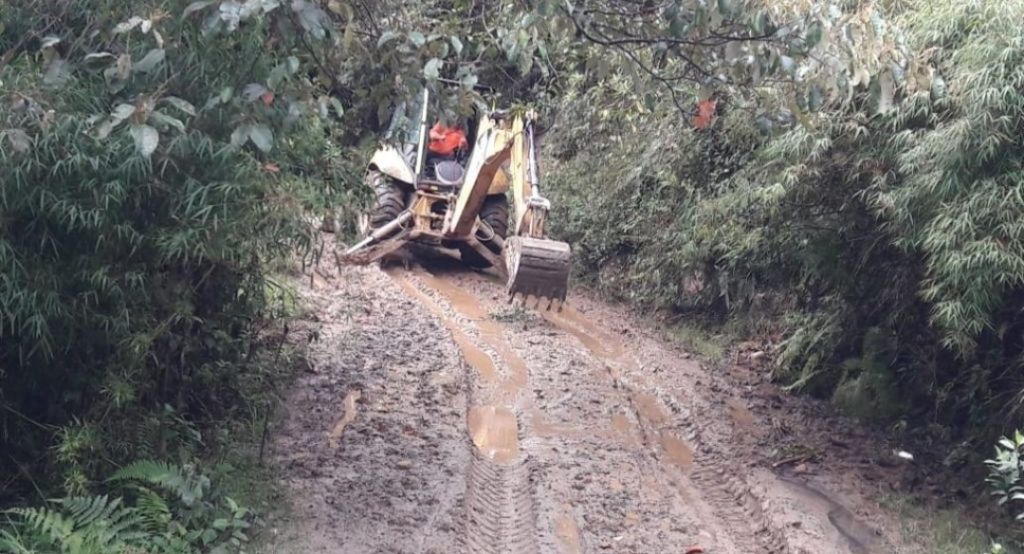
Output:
[505, 236, 571, 307]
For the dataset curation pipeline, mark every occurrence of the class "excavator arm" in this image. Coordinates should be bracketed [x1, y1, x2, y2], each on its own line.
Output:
[448, 111, 572, 306]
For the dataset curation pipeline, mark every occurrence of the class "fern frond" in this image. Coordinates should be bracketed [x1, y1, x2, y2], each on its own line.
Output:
[7, 505, 74, 545]
[133, 486, 173, 534]
[110, 460, 208, 506]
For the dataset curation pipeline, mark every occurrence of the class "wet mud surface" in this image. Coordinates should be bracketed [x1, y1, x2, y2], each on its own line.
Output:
[265, 247, 930, 553]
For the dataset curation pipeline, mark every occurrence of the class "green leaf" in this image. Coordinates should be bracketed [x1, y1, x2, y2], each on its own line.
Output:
[424, 58, 443, 80]
[409, 31, 426, 47]
[295, 2, 327, 39]
[752, 11, 770, 35]
[132, 48, 165, 73]
[183, 0, 214, 16]
[230, 125, 249, 147]
[112, 103, 137, 122]
[808, 83, 824, 111]
[114, 16, 145, 34]
[242, 83, 268, 101]
[377, 31, 400, 48]
[877, 70, 895, 114]
[930, 75, 946, 101]
[43, 59, 70, 87]
[805, 21, 823, 49]
[150, 111, 186, 133]
[450, 36, 463, 56]
[248, 124, 273, 152]
[163, 96, 197, 116]
[267, 63, 290, 89]
[130, 124, 159, 157]
[329, 97, 345, 118]
[779, 55, 796, 77]
[40, 36, 61, 49]
[84, 52, 115, 62]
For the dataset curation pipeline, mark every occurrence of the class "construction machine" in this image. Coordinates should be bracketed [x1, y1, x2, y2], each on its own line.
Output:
[342, 88, 572, 307]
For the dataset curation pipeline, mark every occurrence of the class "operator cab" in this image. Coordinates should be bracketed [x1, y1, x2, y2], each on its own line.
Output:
[383, 93, 481, 192]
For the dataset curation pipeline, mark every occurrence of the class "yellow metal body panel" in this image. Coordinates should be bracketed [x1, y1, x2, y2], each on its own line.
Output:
[448, 115, 515, 236]
[368, 145, 415, 186]
[508, 116, 532, 235]
[489, 166, 511, 194]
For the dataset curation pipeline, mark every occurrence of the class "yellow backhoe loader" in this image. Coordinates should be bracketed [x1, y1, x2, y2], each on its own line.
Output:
[341, 88, 572, 307]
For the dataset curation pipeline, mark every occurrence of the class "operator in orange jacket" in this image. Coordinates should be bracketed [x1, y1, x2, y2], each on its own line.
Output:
[427, 121, 468, 157]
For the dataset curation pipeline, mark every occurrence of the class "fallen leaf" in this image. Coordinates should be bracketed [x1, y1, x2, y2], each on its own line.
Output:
[693, 98, 717, 130]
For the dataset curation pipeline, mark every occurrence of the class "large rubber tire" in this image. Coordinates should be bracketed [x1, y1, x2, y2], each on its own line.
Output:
[459, 194, 510, 268]
[366, 171, 407, 233]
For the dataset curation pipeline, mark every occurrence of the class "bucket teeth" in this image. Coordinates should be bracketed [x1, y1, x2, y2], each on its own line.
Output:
[505, 236, 571, 310]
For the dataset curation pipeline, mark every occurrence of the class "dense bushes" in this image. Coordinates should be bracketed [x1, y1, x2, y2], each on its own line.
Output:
[0, 0, 353, 501]
[546, 0, 1024, 437]
[0, 0, 555, 514]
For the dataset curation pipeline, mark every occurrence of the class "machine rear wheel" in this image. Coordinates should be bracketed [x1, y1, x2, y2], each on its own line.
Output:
[459, 195, 509, 268]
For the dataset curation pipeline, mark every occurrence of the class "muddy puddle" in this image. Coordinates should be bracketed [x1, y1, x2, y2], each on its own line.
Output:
[610, 411, 640, 446]
[554, 507, 583, 554]
[527, 407, 582, 438]
[415, 269, 530, 394]
[541, 309, 622, 360]
[659, 431, 695, 471]
[775, 473, 887, 553]
[327, 390, 361, 448]
[632, 392, 670, 427]
[468, 405, 521, 464]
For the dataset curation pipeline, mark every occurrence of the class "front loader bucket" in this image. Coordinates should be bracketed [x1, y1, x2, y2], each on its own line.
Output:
[505, 236, 571, 307]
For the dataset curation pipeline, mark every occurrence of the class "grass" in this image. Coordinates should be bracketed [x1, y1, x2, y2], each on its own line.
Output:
[664, 321, 731, 361]
[490, 305, 540, 325]
[883, 494, 1015, 554]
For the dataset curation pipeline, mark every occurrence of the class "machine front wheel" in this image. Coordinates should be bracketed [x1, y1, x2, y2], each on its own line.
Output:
[459, 194, 509, 268]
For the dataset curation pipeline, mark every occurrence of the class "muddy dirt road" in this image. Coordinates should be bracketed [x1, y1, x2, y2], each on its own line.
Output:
[265, 254, 928, 553]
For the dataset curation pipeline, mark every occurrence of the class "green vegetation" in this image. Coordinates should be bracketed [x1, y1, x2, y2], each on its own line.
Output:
[1, 461, 252, 554]
[884, 494, 997, 554]
[5, 0, 1024, 548]
[545, 0, 1024, 444]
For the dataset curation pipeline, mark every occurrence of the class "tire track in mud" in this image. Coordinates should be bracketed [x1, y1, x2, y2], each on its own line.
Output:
[464, 449, 539, 554]
[538, 301, 792, 553]
[429, 267, 789, 552]
[386, 267, 541, 554]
